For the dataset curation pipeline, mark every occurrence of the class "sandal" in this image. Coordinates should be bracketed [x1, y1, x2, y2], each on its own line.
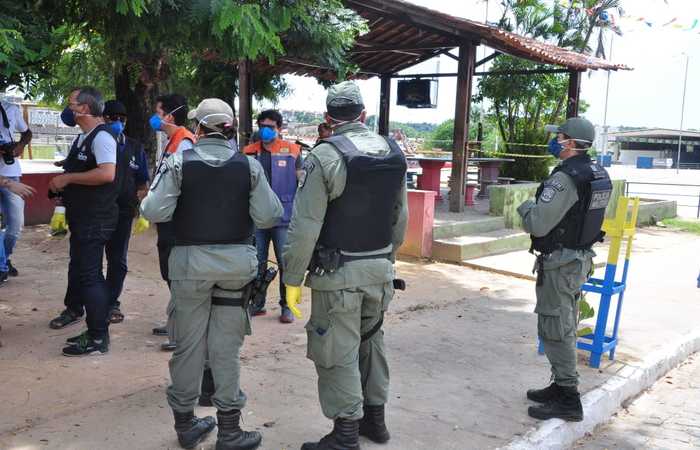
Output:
[109, 308, 125, 324]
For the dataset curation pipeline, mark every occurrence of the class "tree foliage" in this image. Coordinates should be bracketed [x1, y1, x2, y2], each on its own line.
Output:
[0, 1, 67, 93]
[480, 0, 619, 181]
[22, 0, 366, 157]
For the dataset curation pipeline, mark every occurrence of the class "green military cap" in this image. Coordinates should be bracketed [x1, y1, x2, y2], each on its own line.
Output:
[326, 81, 364, 120]
[545, 117, 595, 147]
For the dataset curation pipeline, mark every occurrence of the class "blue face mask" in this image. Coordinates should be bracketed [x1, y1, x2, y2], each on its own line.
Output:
[109, 121, 124, 136]
[149, 114, 163, 131]
[61, 106, 77, 127]
[260, 126, 277, 142]
[547, 138, 562, 158]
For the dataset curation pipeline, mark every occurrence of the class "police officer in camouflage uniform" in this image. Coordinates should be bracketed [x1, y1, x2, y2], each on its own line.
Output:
[282, 81, 408, 450]
[518, 117, 612, 422]
[141, 98, 282, 450]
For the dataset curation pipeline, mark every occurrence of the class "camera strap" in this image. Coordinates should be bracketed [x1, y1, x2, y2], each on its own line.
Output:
[0, 104, 13, 142]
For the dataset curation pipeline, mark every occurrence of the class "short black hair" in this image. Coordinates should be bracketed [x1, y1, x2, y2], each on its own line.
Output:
[156, 94, 188, 126]
[256, 109, 283, 129]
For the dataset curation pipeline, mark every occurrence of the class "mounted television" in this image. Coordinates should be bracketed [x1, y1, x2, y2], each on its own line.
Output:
[397, 79, 438, 108]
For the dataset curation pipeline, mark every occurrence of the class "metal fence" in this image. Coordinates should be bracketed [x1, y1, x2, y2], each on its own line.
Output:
[624, 181, 700, 219]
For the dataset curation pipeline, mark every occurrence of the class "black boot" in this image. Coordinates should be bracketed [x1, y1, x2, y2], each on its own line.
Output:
[528, 385, 583, 422]
[359, 404, 390, 443]
[199, 368, 215, 407]
[526, 383, 562, 403]
[173, 410, 216, 449]
[301, 418, 360, 450]
[216, 409, 262, 450]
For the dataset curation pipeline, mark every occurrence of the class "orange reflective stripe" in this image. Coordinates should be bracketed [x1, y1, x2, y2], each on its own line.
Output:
[165, 127, 196, 154]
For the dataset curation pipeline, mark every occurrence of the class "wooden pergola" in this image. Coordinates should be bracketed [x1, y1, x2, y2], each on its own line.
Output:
[238, 0, 629, 212]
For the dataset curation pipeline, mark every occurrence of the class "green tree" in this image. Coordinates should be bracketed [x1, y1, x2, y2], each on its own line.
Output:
[0, 1, 66, 93]
[31, 0, 366, 157]
[480, 0, 619, 181]
[425, 105, 483, 151]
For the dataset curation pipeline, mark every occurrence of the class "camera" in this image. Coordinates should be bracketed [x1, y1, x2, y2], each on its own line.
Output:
[48, 189, 63, 199]
[0, 141, 15, 165]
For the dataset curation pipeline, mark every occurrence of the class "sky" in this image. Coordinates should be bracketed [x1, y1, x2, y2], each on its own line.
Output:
[258, 0, 700, 131]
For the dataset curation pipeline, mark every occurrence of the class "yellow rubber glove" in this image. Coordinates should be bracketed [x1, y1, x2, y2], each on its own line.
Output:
[50, 206, 67, 236]
[132, 216, 150, 235]
[285, 285, 303, 319]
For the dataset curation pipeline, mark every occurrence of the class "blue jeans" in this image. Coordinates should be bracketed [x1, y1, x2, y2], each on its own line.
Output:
[255, 226, 288, 307]
[0, 229, 7, 272]
[0, 176, 24, 258]
[63, 220, 116, 339]
[106, 212, 134, 309]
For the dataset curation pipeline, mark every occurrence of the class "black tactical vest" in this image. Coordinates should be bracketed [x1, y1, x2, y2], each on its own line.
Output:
[531, 153, 612, 254]
[173, 148, 253, 246]
[62, 124, 120, 223]
[115, 135, 138, 214]
[317, 135, 407, 252]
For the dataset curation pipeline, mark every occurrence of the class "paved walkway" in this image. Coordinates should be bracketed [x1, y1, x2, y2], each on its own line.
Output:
[574, 353, 700, 450]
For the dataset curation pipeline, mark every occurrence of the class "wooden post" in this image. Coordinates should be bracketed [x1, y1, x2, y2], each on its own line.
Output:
[238, 59, 253, 146]
[567, 70, 582, 118]
[378, 74, 391, 136]
[21, 104, 32, 159]
[449, 42, 477, 213]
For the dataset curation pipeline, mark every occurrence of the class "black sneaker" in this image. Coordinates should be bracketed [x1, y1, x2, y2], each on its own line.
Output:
[49, 309, 82, 329]
[7, 260, 18, 277]
[0, 270, 8, 285]
[65, 331, 87, 346]
[62, 334, 109, 357]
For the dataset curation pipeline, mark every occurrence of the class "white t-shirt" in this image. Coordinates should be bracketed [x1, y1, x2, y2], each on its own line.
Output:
[0, 101, 29, 177]
[73, 128, 117, 165]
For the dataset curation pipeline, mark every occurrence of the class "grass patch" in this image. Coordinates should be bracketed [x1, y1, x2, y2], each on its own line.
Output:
[20, 145, 57, 160]
[660, 218, 700, 235]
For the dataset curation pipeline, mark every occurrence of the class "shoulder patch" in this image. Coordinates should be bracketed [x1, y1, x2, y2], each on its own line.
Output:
[539, 187, 556, 203]
[545, 179, 565, 192]
[298, 159, 315, 189]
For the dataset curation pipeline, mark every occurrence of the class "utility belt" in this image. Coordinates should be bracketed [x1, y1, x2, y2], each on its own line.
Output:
[307, 246, 391, 276]
[531, 245, 592, 287]
[175, 235, 255, 247]
[211, 283, 254, 308]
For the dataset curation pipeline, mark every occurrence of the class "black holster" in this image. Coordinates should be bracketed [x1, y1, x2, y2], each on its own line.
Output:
[307, 246, 341, 276]
[533, 253, 545, 287]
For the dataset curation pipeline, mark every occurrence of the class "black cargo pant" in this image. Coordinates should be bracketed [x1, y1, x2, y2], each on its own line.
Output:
[63, 218, 116, 340]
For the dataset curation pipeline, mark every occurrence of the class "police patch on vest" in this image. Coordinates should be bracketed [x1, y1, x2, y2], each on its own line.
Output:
[539, 187, 556, 203]
[299, 160, 315, 189]
[589, 189, 611, 210]
[277, 159, 287, 167]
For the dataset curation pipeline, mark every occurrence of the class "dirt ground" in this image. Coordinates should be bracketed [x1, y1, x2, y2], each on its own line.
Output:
[0, 226, 698, 450]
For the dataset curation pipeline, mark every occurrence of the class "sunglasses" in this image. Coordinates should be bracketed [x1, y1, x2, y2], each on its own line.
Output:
[105, 115, 127, 123]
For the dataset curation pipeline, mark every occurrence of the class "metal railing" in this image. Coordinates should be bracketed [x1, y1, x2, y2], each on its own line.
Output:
[624, 181, 700, 218]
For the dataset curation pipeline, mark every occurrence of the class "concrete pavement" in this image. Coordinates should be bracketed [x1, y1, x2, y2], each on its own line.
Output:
[0, 226, 698, 449]
[574, 353, 700, 450]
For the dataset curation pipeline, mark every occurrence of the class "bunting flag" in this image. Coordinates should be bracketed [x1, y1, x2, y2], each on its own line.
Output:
[556, 0, 700, 33]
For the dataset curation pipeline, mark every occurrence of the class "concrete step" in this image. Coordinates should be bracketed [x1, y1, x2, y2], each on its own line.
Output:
[432, 228, 531, 262]
[433, 216, 506, 240]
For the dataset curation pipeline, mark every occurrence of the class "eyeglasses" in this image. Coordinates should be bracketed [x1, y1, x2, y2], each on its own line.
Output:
[105, 115, 127, 123]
